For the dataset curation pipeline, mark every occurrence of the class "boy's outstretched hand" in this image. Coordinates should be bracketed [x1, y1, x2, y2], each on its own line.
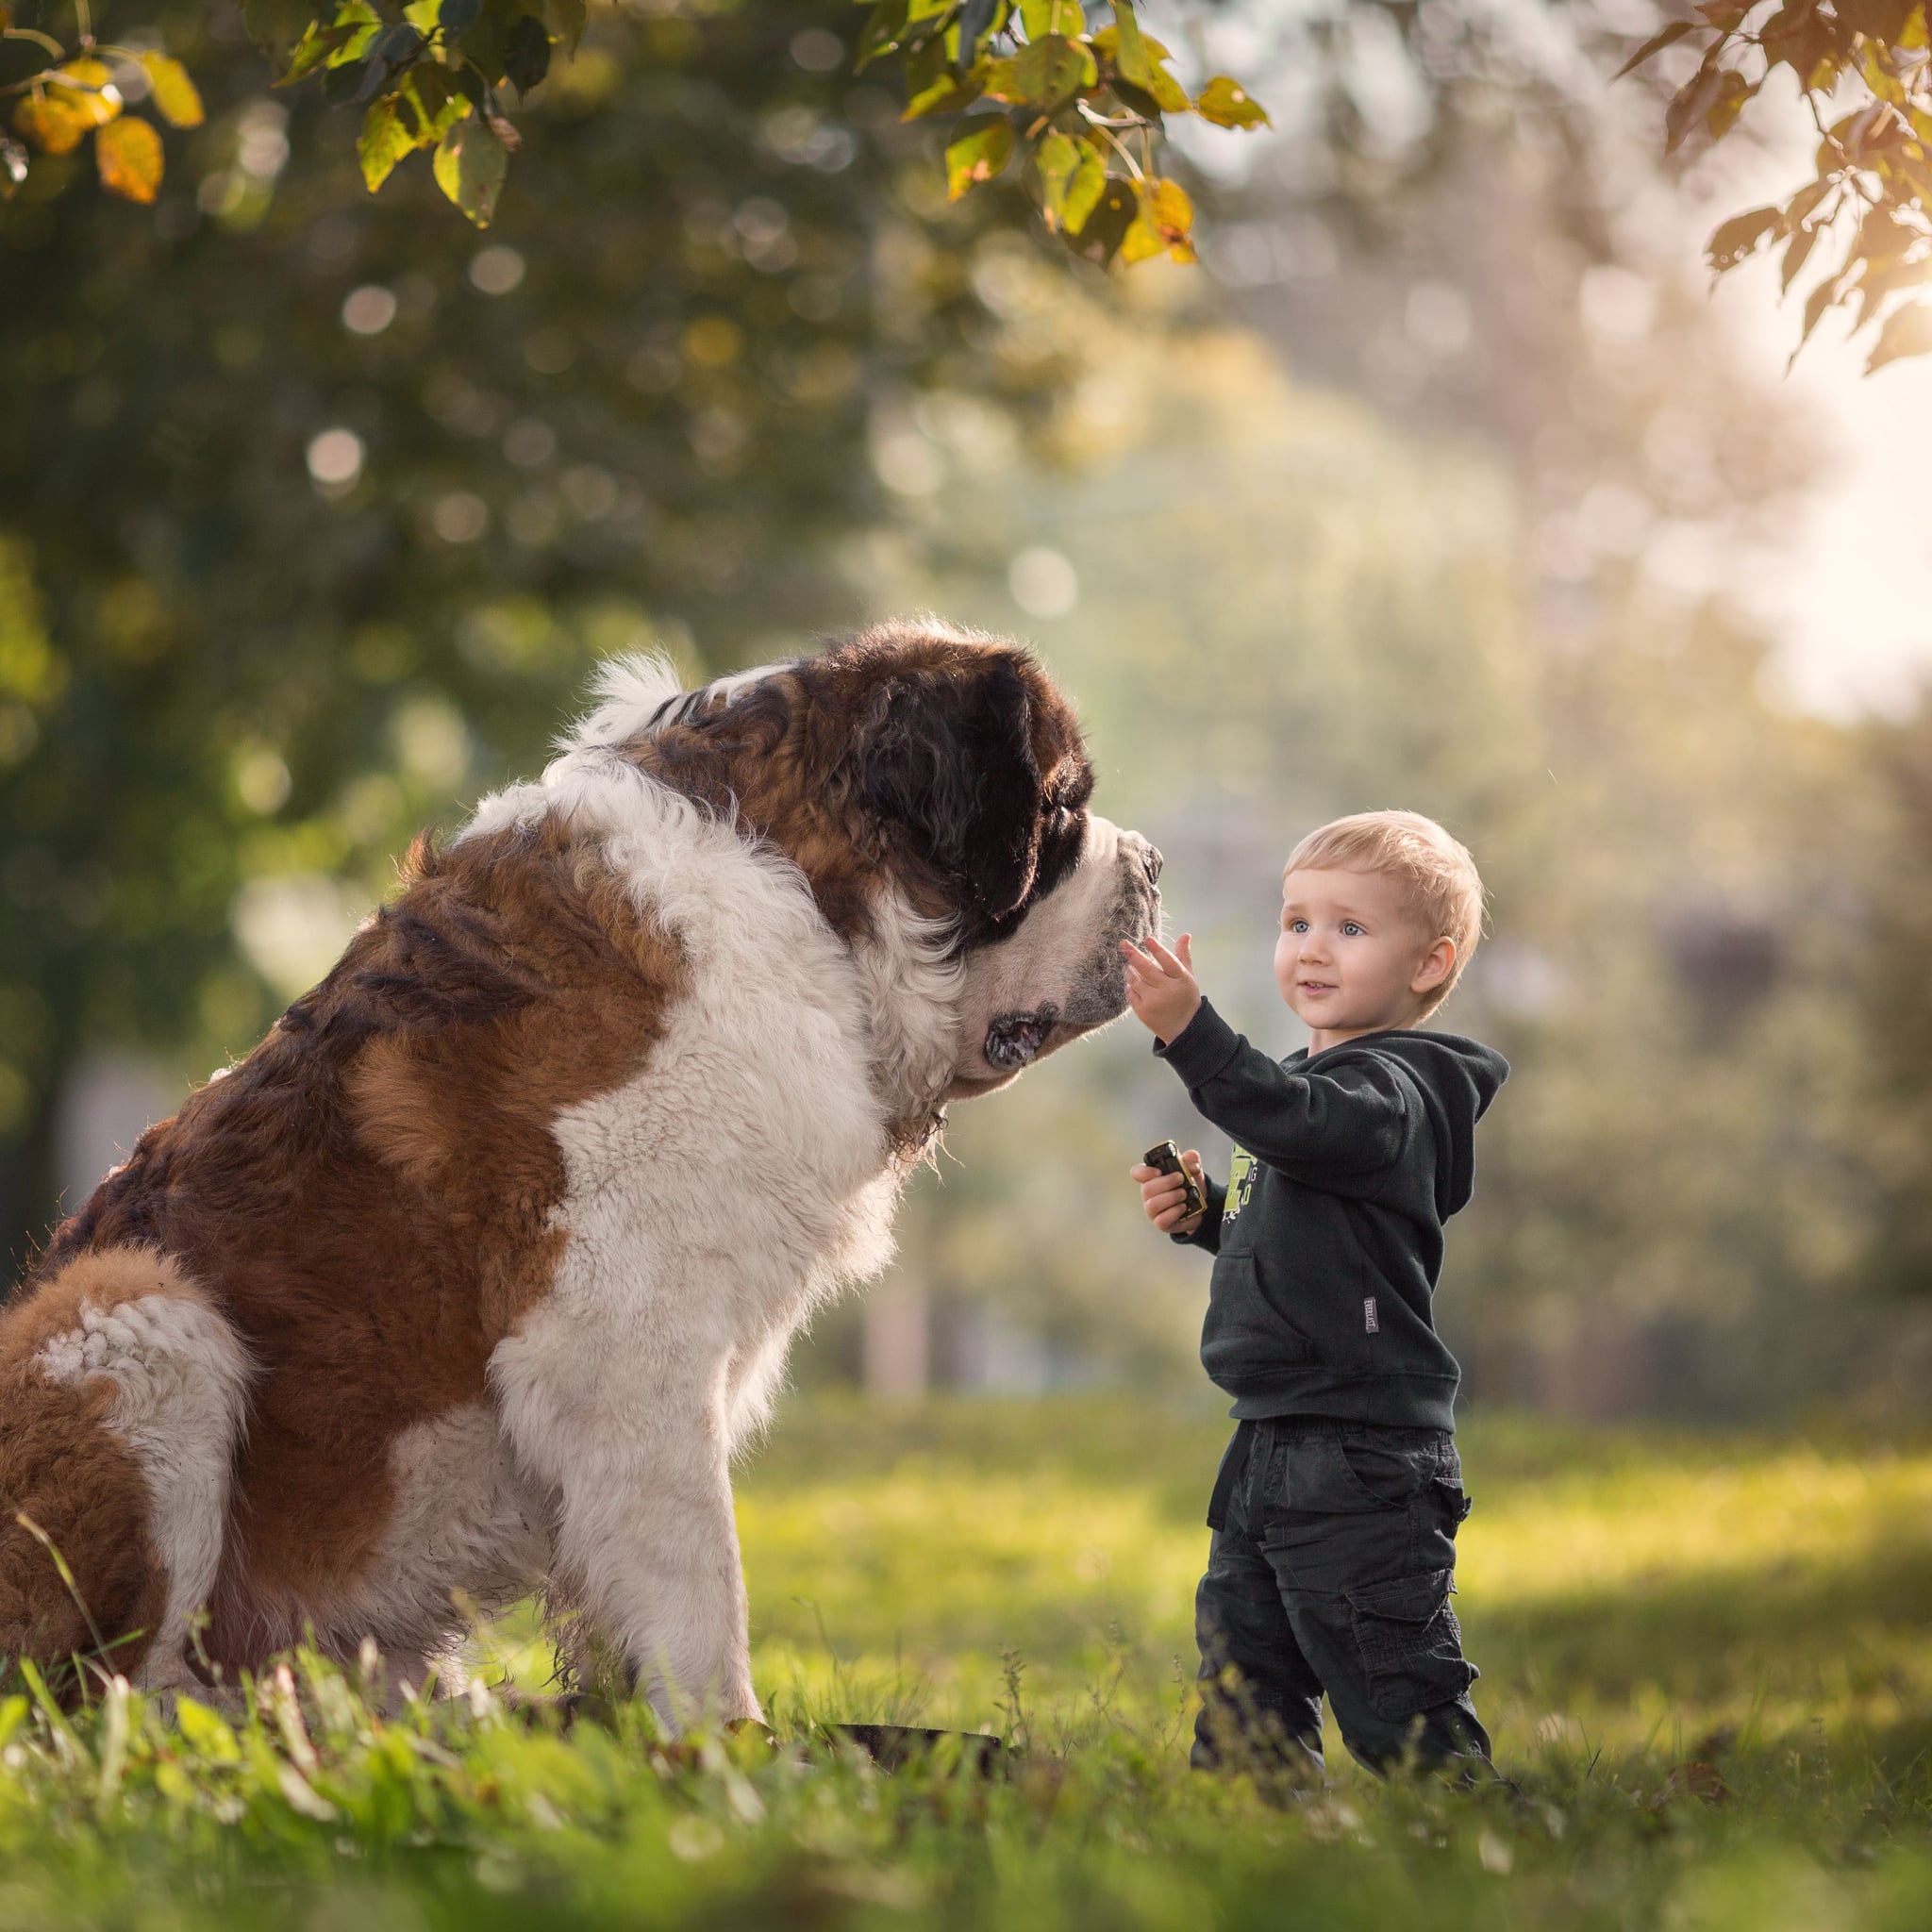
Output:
[1120, 933, 1203, 1045]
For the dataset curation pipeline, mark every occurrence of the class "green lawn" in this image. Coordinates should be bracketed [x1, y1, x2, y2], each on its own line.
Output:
[7, 1397, 1932, 1929]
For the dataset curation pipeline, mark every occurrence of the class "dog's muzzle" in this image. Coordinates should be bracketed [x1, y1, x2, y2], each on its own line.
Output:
[985, 1003, 1059, 1071]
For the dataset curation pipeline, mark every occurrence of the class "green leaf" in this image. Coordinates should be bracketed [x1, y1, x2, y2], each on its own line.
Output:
[439, 0, 481, 31]
[358, 92, 417, 190]
[1036, 126, 1080, 220]
[1614, 18, 1697, 79]
[1062, 142, 1106, 229]
[434, 112, 508, 224]
[904, 41, 985, 118]
[857, 0, 911, 67]
[1108, 0, 1154, 87]
[1069, 173, 1135, 263]
[503, 14, 551, 95]
[983, 35, 1096, 107]
[279, 21, 353, 85]
[1019, 0, 1085, 32]
[95, 113, 162, 203]
[401, 62, 467, 140]
[944, 115, 1013, 198]
[1705, 203, 1780, 270]
[140, 54, 206, 127]
[1194, 74, 1269, 129]
[1868, 297, 1932, 368]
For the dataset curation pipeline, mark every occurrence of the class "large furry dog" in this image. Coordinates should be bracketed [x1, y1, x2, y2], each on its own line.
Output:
[0, 621, 1160, 1721]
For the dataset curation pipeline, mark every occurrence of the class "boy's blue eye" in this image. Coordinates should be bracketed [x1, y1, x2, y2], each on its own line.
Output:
[1342, 922, 1363, 937]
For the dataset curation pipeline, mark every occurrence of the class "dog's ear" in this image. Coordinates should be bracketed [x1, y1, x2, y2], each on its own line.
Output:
[861, 655, 1042, 924]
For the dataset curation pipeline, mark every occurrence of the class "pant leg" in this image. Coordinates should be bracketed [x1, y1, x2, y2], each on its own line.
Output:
[1191, 1425, 1324, 1778]
[1256, 1424, 1491, 1777]
[1192, 1521, 1326, 1777]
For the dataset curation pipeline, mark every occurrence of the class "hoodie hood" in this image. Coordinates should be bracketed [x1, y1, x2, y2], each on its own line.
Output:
[1351, 1030, 1509, 1219]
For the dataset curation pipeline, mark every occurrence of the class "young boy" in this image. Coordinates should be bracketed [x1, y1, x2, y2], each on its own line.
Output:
[1123, 809, 1507, 1782]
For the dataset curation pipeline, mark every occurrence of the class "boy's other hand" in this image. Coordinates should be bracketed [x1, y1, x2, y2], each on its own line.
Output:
[1120, 932, 1203, 1044]
[1130, 1149, 1207, 1234]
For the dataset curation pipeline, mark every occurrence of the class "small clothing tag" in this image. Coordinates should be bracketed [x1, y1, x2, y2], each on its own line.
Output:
[1363, 1296, 1379, 1334]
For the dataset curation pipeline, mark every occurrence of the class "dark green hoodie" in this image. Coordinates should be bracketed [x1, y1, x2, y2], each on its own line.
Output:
[1158, 1000, 1508, 1431]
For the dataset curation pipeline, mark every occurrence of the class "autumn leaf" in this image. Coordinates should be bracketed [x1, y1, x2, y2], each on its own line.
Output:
[140, 54, 206, 128]
[1705, 204, 1780, 271]
[433, 113, 507, 225]
[1121, 174, 1193, 263]
[95, 114, 163, 203]
[1614, 18, 1697, 79]
[1194, 75, 1270, 129]
[944, 116, 1013, 199]
[13, 60, 122, 157]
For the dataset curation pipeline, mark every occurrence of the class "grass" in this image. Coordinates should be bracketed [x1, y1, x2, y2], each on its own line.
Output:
[8, 1395, 1932, 1929]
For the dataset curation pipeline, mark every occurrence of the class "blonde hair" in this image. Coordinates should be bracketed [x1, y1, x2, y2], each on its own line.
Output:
[1284, 810, 1487, 1020]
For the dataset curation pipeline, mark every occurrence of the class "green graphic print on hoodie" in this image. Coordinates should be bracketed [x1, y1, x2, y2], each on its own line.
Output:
[1158, 1000, 1509, 1431]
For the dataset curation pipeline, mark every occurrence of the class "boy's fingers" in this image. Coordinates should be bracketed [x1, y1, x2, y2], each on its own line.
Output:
[1128, 1164, 1158, 1181]
[1141, 936, 1186, 976]
[1176, 932, 1193, 970]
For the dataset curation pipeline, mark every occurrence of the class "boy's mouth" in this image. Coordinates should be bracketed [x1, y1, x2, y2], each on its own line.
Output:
[1298, 980, 1338, 996]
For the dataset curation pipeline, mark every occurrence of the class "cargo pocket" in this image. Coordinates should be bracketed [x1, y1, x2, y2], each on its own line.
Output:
[1346, 1568, 1477, 1721]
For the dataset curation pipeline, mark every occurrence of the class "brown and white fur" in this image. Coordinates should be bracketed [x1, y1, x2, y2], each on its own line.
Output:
[0, 621, 1161, 1724]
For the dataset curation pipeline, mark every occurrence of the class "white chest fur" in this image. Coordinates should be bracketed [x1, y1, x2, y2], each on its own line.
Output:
[468, 740, 940, 1722]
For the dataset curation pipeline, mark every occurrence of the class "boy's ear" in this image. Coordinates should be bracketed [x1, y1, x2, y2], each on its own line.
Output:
[1411, 937, 1457, 995]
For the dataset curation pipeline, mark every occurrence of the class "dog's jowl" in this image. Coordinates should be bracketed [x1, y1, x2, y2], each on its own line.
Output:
[0, 620, 1161, 1724]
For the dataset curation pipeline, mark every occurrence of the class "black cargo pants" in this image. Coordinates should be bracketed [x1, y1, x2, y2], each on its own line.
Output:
[1191, 1418, 1491, 1780]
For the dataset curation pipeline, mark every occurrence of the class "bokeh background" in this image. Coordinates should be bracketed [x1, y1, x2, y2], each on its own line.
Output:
[7, 0, 1932, 1433]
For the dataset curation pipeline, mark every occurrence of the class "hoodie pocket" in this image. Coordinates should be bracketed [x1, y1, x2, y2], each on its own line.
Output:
[1207, 1254, 1318, 1371]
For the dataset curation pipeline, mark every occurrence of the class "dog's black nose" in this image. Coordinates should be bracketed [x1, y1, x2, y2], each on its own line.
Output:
[1142, 843, 1163, 886]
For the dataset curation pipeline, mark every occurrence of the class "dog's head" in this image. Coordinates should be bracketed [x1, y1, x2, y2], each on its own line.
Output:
[824, 621, 1161, 1097]
[590, 617, 1160, 1099]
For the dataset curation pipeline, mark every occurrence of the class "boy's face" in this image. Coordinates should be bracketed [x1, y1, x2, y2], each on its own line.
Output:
[1274, 867, 1451, 1040]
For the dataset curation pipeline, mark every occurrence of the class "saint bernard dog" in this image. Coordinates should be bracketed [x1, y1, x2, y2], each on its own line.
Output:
[0, 619, 1162, 1723]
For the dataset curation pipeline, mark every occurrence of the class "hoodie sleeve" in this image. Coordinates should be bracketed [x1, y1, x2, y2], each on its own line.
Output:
[1155, 1000, 1411, 1188]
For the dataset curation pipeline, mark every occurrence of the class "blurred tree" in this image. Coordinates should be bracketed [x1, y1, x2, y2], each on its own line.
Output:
[1864, 711, 1932, 1298]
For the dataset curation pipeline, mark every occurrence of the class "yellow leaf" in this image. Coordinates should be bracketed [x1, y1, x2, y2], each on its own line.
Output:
[1120, 175, 1193, 264]
[13, 58, 122, 155]
[140, 53, 205, 128]
[96, 114, 163, 203]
